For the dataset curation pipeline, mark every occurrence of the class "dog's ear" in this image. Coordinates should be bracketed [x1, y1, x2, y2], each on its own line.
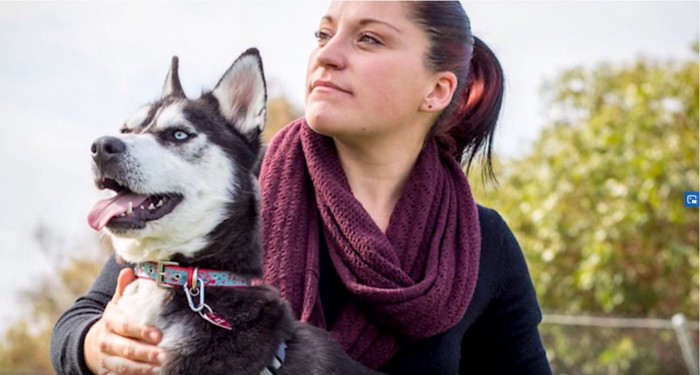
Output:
[162, 56, 186, 99]
[212, 48, 267, 141]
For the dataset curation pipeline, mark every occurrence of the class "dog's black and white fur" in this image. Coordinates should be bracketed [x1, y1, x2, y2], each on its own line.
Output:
[88, 49, 383, 375]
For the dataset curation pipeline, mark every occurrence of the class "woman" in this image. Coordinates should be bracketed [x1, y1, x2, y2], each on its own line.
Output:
[51, 2, 551, 374]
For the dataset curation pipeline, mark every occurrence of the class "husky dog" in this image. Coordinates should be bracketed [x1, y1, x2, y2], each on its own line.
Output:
[87, 49, 383, 375]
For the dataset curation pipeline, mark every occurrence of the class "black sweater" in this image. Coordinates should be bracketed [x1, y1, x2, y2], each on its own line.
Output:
[50, 206, 552, 374]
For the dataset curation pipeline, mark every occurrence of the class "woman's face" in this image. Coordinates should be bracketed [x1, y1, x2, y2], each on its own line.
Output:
[305, 1, 436, 145]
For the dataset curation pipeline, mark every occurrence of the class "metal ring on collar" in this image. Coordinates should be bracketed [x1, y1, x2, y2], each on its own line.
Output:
[189, 267, 200, 295]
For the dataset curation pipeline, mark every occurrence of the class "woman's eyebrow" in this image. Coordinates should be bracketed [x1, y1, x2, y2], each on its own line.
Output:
[358, 18, 402, 33]
[320, 15, 402, 34]
[359, 18, 401, 34]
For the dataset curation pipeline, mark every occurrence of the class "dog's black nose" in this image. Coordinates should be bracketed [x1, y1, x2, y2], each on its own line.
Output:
[91, 136, 126, 164]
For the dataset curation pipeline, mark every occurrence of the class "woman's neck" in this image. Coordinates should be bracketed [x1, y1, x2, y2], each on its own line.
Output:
[333, 136, 425, 233]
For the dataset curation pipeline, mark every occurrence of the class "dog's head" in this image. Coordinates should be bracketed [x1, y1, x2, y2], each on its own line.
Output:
[88, 49, 267, 266]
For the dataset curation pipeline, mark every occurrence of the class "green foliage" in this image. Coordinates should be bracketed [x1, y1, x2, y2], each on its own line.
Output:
[263, 96, 303, 143]
[473, 48, 699, 373]
[540, 325, 691, 375]
[0, 227, 108, 374]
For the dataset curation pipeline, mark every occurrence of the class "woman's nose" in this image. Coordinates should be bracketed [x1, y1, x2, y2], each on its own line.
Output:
[313, 34, 347, 70]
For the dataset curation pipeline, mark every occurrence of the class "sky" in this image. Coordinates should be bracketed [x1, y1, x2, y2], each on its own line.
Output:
[0, 1, 697, 331]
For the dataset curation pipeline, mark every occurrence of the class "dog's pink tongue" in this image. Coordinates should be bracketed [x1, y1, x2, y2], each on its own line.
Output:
[87, 191, 149, 230]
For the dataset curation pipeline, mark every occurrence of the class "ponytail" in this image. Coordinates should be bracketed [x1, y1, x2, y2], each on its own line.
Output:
[441, 37, 504, 180]
[405, 2, 505, 181]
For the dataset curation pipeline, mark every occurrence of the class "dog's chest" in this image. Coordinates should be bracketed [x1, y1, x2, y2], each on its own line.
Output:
[118, 279, 169, 325]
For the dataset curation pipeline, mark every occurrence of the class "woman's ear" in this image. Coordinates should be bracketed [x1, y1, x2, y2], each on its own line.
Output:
[421, 71, 457, 112]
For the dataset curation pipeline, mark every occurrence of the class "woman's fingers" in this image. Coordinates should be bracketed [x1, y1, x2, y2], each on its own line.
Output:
[91, 268, 167, 374]
[108, 269, 163, 345]
[103, 301, 162, 344]
[85, 268, 167, 374]
[98, 323, 166, 365]
[100, 353, 162, 375]
[96, 300, 167, 374]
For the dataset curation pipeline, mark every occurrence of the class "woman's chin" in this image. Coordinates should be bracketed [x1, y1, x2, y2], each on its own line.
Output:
[305, 116, 333, 137]
[305, 107, 338, 135]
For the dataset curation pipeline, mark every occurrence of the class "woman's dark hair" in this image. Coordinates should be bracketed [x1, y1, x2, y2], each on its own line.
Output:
[404, 1, 504, 181]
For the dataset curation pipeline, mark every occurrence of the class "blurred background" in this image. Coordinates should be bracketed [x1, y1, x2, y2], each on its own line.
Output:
[0, 1, 697, 374]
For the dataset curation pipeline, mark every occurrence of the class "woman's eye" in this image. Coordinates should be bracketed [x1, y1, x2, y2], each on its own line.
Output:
[358, 33, 381, 45]
[173, 130, 189, 141]
[314, 30, 332, 43]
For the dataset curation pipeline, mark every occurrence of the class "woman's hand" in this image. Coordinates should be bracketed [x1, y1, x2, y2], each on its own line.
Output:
[84, 268, 167, 375]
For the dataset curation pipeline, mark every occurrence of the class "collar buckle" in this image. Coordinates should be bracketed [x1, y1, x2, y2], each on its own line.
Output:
[155, 260, 179, 288]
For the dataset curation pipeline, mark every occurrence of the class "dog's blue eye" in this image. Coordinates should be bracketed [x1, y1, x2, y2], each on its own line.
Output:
[173, 130, 189, 141]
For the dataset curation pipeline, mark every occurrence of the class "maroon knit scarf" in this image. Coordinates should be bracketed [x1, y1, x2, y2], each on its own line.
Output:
[259, 118, 481, 369]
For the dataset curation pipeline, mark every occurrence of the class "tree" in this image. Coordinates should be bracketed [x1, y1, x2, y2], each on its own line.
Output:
[263, 96, 303, 143]
[0, 224, 109, 374]
[472, 46, 699, 374]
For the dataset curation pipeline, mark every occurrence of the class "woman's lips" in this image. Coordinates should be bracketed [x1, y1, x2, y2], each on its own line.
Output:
[311, 79, 350, 94]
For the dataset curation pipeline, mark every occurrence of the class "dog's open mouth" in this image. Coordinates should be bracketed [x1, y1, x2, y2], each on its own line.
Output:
[87, 178, 183, 231]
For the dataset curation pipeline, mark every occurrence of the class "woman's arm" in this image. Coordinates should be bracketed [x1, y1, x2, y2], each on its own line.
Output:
[461, 210, 552, 374]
